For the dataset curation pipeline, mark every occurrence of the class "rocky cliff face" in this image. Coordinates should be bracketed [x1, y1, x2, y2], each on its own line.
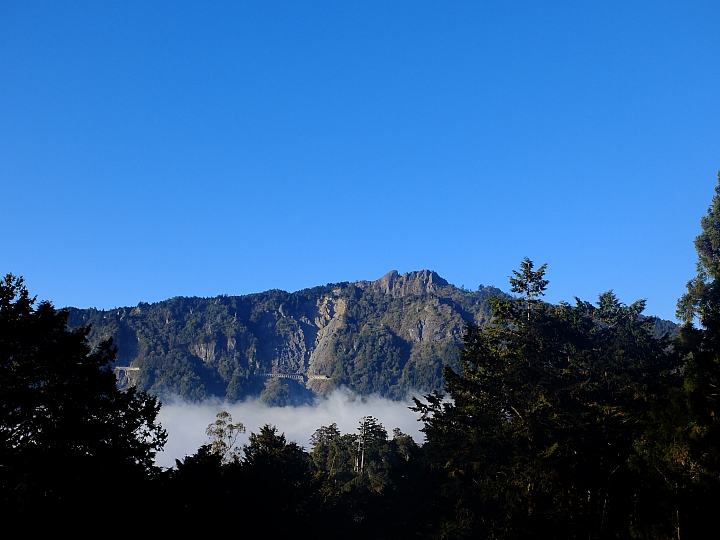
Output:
[360, 270, 449, 297]
[67, 271, 504, 402]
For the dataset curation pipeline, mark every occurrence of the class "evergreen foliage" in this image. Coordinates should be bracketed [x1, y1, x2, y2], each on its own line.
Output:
[635, 172, 720, 538]
[9, 175, 720, 537]
[66, 277, 506, 402]
[0, 274, 166, 520]
[414, 263, 677, 539]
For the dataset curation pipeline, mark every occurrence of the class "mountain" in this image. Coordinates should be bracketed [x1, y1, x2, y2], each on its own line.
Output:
[66, 270, 675, 404]
[65, 270, 502, 403]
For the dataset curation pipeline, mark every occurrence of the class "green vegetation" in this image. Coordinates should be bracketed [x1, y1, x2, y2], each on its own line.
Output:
[66, 273, 505, 402]
[7, 174, 720, 536]
[414, 265, 677, 537]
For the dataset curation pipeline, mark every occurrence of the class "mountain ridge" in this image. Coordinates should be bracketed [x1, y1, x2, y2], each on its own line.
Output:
[66, 269, 674, 404]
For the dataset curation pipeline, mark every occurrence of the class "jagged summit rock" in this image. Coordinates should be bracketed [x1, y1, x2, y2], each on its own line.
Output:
[361, 269, 449, 297]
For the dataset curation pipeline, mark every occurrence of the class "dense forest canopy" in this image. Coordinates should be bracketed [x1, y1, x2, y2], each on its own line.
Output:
[4, 174, 720, 537]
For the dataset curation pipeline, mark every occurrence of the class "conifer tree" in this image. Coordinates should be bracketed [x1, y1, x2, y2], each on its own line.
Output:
[414, 260, 672, 539]
[637, 172, 720, 538]
[678, 172, 720, 333]
[674, 175, 720, 476]
[509, 256, 548, 319]
[0, 274, 166, 517]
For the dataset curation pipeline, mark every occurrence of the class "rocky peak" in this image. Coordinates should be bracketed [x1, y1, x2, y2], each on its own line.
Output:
[366, 269, 449, 297]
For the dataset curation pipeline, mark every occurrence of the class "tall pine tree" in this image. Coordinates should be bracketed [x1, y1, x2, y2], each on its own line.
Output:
[636, 172, 720, 539]
[415, 260, 673, 539]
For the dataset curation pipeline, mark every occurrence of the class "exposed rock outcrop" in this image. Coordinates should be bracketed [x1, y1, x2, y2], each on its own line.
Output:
[360, 269, 449, 297]
[68, 270, 507, 402]
[191, 341, 216, 364]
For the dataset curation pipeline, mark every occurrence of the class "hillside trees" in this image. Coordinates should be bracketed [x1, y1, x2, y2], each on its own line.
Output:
[675, 174, 720, 451]
[307, 418, 429, 538]
[164, 421, 323, 535]
[414, 261, 676, 539]
[66, 278, 504, 403]
[636, 172, 720, 538]
[0, 274, 166, 517]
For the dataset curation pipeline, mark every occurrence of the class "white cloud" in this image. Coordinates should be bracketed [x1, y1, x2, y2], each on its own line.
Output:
[154, 388, 428, 469]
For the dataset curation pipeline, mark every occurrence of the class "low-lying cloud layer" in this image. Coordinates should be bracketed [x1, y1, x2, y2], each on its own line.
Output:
[155, 389, 427, 469]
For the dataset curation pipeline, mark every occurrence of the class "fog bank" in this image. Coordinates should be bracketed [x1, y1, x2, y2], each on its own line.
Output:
[155, 389, 427, 468]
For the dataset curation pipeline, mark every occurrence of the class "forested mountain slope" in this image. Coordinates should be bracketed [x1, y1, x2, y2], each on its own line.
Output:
[66, 270, 674, 404]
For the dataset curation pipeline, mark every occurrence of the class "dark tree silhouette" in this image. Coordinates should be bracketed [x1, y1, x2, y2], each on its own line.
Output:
[0, 274, 166, 519]
[414, 261, 675, 539]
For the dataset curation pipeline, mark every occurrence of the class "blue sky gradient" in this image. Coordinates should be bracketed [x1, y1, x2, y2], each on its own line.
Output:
[2, 1, 719, 320]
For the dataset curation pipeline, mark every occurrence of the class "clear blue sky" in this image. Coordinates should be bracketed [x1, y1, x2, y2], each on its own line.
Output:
[2, 1, 719, 321]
